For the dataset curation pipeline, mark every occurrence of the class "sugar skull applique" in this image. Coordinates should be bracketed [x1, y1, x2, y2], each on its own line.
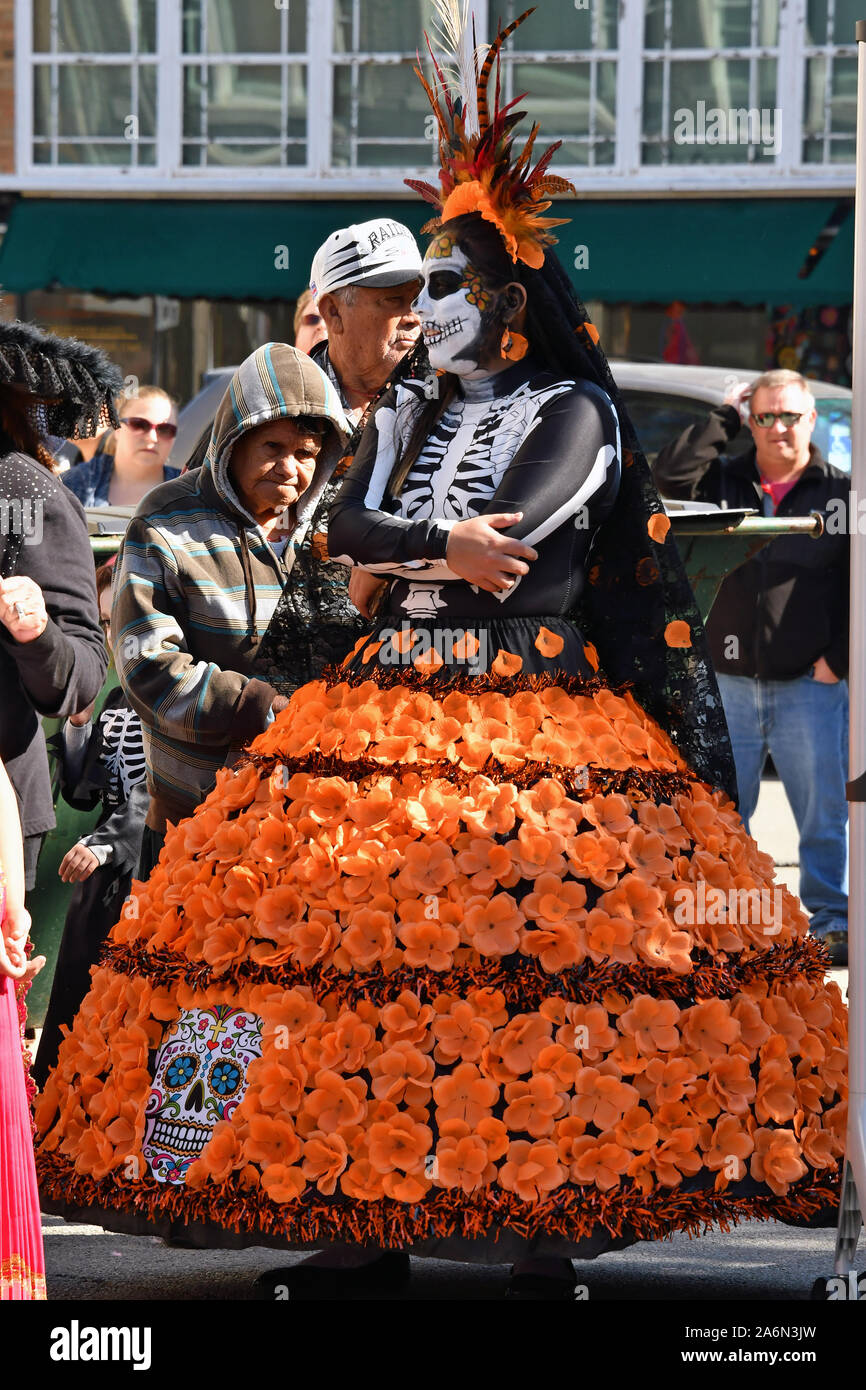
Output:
[142, 1006, 262, 1184]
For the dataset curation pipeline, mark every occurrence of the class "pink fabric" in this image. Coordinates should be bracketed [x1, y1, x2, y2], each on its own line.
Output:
[759, 475, 798, 511]
[0, 877, 45, 1300]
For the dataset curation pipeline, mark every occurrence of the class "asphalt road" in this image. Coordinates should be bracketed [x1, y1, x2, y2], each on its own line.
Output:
[41, 1211, 860, 1302]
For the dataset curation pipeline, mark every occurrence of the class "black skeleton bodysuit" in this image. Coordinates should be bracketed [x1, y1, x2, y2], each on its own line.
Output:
[329, 357, 622, 675]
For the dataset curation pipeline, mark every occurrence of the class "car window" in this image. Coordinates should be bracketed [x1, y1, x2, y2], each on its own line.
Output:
[813, 398, 851, 474]
[619, 390, 752, 464]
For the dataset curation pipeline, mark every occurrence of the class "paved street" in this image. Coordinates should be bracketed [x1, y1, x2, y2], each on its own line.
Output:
[40, 776, 854, 1302]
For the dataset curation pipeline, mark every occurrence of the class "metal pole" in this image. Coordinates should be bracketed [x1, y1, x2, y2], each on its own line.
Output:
[835, 18, 866, 1277]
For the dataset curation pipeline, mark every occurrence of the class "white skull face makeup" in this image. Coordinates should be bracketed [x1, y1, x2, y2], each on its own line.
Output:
[414, 232, 497, 377]
[143, 1005, 262, 1184]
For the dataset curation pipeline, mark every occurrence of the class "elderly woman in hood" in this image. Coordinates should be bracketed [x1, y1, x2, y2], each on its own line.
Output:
[111, 343, 350, 876]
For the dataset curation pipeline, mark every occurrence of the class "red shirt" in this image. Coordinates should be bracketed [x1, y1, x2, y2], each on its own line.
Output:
[759, 475, 799, 512]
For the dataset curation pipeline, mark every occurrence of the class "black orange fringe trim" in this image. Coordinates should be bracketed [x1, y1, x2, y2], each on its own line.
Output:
[99, 936, 830, 1010]
[35, 1150, 840, 1251]
[244, 750, 694, 802]
[323, 663, 617, 697]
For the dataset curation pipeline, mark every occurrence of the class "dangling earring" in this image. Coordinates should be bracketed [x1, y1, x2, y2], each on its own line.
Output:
[501, 327, 528, 362]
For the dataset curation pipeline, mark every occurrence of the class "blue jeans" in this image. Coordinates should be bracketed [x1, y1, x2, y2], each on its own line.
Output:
[716, 673, 849, 937]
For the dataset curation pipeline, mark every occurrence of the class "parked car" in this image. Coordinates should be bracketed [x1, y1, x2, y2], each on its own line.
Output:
[173, 360, 852, 476]
[610, 360, 852, 474]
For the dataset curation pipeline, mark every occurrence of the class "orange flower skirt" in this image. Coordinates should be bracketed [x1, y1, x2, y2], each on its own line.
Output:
[34, 669, 846, 1261]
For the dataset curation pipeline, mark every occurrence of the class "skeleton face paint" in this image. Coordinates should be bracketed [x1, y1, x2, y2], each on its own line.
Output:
[143, 1005, 262, 1184]
[414, 235, 498, 377]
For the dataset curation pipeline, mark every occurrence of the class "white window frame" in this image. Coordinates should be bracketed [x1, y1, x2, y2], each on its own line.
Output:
[4, 0, 856, 194]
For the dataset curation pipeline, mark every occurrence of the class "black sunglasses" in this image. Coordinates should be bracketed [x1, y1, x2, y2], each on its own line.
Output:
[121, 415, 178, 441]
[750, 411, 805, 428]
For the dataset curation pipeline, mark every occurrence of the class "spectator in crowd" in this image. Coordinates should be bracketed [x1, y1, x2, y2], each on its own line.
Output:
[62, 385, 178, 509]
[653, 368, 850, 964]
[252, 219, 426, 688]
[112, 343, 349, 879]
[309, 218, 423, 426]
[293, 288, 327, 355]
[0, 321, 118, 891]
[33, 557, 149, 1089]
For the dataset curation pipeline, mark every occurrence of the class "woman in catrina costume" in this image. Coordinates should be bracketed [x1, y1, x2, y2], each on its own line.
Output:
[35, 6, 846, 1299]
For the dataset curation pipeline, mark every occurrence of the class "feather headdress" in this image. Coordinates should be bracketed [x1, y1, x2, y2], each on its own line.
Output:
[406, 3, 575, 270]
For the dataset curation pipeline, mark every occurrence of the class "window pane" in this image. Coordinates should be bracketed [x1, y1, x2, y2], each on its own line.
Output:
[512, 59, 616, 143]
[831, 0, 860, 43]
[183, 140, 306, 166]
[645, 0, 779, 49]
[642, 57, 779, 163]
[56, 64, 133, 138]
[496, 0, 619, 50]
[803, 53, 857, 161]
[182, 63, 307, 164]
[332, 60, 433, 164]
[33, 0, 157, 54]
[183, 0, 307, 54]
[33, 138, 156, 165]
[334, 0, 436, 53]
[806, 0, 829, 43]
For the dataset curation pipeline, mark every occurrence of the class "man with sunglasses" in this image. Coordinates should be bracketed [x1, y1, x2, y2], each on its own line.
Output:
[63, 385, 179, 509]
[654, 368, 850, 966]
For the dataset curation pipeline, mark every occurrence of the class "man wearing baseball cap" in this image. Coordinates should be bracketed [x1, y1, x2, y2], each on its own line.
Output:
[251, 218, 426, 694]
[308, 217, 423, 426]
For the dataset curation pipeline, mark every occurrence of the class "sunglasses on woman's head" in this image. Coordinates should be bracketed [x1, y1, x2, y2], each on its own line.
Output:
[121, 415, 178, 440]
[750, 411, 804, 428]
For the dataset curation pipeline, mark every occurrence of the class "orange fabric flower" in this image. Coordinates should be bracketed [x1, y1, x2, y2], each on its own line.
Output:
[301, 1131, 349, 1195]
[618, 996, 681, 1054]
[333, 905, 395, 972]
[634, 920, 693, 975]
[664, 620, 691, 648]
[568, 1135, 632, 1191]
[652, 1127, 702, 1187]
[750, 1128, 807, 1196]
[535, 626, 565, 658]
[571, 1070, 640, 1130]
[432, 1001, 492, 1064]
[503, 1074, 568, 1137]
[499, 1139, 566, 1201]
[260, 1164, 307, 1203]
[433, 1062, 499, 1126]
[680, 999, 741, 1059]
[302, 1071, 367, 1132]
[243, 1114, 302, 1167]
[188, 1121, 242, 1186]
[557, 1003, 617, 1061]
[706, 1054, 757, 1116]
[647, 513, 671, 543]
[369, 1041, 434, 1106]
[436, 1134, 495, 1193]
[463, 892, 524, 957]
[565, 831, 626, 889]
[367, 1113, 433, 1175]
[522, 918, 586, 973]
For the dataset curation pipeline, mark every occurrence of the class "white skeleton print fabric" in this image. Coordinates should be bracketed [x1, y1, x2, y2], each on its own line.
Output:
[329, 358, 623, 620]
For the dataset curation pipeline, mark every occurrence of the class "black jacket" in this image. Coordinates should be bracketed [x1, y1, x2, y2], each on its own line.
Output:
[653, 405, 849, 681]
[0, 451, 108, 836]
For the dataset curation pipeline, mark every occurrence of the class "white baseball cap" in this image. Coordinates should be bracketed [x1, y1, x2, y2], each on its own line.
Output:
[310, 219, 423, 297]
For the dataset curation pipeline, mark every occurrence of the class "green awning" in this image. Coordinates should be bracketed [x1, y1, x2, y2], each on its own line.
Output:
[0, 195, 853, 306]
